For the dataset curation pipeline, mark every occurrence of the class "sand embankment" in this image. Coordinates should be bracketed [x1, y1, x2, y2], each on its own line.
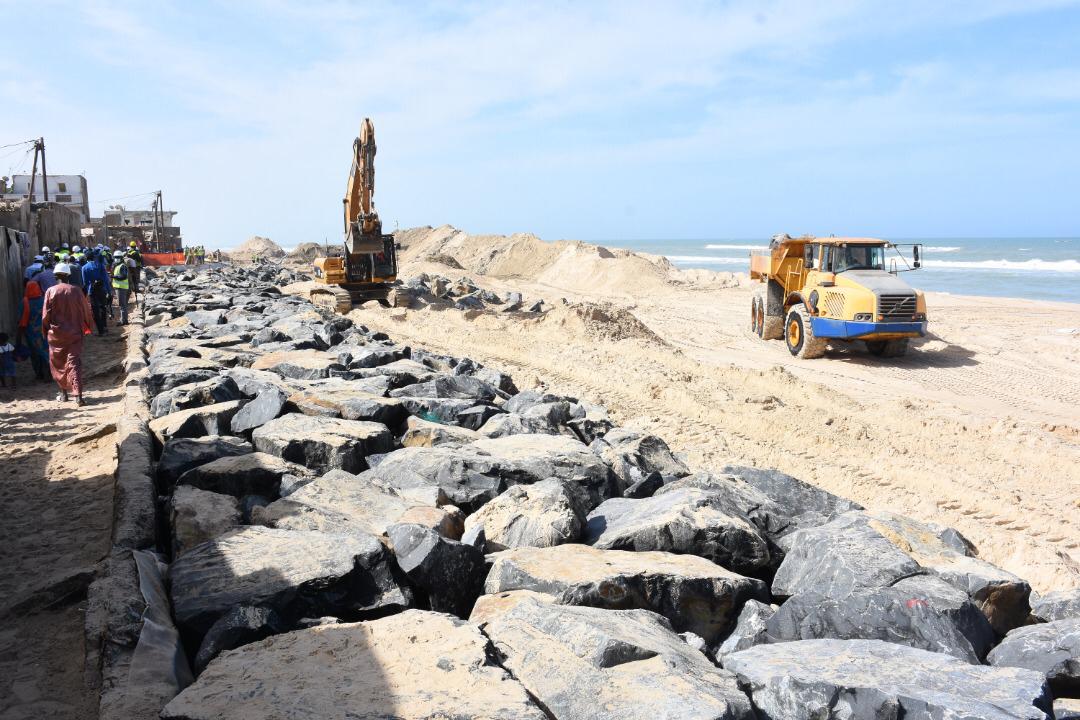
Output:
[347, 225, 1080, 593]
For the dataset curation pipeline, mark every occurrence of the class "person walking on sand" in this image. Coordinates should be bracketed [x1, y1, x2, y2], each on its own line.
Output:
[82, 249, 111, 335]
[17, 279, 48, 381]
[41, 263, 93, 406]
[111, 250, 131, 325]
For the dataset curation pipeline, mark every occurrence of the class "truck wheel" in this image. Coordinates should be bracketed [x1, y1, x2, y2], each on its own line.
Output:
[866, 339, 908, 357]
[785, 306, 827, 359]
[761, 315, 784, 341]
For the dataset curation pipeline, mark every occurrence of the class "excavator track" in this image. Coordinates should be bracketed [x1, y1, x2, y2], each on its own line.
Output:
[309, 286, 354, 314]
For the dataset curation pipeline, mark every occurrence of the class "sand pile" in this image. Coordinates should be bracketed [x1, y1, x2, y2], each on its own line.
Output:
[540, 302, 667, 345]
[286, 242, 326, 263]
[398, 225, 739, 299]
[231, 236, 285, 263]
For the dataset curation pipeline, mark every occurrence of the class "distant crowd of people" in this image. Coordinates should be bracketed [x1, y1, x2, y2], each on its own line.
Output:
[5, 241, 144, 406]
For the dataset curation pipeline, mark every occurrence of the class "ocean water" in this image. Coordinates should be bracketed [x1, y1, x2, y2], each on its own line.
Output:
[613, 237, 1080, 304]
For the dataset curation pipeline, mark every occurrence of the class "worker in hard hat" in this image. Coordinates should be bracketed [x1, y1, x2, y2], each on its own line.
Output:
[126, 241, 143, 297]
[111, 250, 131, 325]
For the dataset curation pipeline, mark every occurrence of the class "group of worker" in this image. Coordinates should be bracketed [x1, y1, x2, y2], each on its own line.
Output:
[8, 240, 144, 406]
[184, 245, 206, 264]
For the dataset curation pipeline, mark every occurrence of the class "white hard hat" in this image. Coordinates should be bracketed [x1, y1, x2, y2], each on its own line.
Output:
[41, 246, 51, 253]
[73, 245, 81, 252]
[54, 263, 73, 276]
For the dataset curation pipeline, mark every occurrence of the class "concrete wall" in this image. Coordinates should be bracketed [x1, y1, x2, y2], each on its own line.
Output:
[0, 227, 30, 337]
[0, 201, 81, 336]
[34, 202, 83, 254]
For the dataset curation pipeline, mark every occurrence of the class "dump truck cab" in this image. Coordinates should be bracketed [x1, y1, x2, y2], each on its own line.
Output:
[750, 235, 927, 358]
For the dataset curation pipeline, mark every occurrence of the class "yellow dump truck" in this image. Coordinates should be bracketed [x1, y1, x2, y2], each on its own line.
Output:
[749, 234, 927, 358]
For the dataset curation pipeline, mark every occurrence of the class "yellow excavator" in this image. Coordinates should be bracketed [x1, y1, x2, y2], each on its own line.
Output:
[311, 118, 397, 312]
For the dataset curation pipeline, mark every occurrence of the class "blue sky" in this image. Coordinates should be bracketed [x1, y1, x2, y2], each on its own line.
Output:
[2, 0, 1078, 247]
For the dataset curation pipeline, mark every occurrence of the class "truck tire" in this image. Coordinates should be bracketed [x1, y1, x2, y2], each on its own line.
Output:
[751, 296, 761, 335]
[866, 339, 909, 357]
[761, 315, 784, 341]
[785, 306, 827, 359]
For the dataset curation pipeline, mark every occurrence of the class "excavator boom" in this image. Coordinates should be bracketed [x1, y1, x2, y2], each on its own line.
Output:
[344, 117, 381, 241]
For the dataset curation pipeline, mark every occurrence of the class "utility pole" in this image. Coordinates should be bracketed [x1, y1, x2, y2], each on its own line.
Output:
[28, 142, 39, 203]
[156, 190, 164, 249]
[38, 138, 48, 202]
[103, 208, 109, 247]
[26, 138, 49, 203]
[151, 193, 159, 246]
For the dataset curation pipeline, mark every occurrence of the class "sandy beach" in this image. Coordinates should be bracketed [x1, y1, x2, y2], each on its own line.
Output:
[337, 225, 1080, 594]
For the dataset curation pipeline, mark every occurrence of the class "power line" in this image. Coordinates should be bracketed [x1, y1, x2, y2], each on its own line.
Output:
[0, 139, 34, 150]
[95, 190, 159, 205]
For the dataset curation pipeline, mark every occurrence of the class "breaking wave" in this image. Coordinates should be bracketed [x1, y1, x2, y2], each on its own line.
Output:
[703, 244, 768, 250]
[922, 258, 1080, 273]
[667, 255, 746, 264]
[924, 246, 962, 252]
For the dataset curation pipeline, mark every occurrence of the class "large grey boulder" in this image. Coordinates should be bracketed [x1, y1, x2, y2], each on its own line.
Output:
[184, 309, 226, 328]
[249, 349, 346, 380]
[389, 374, 501, 403]
[725, 639, 1052, 720]
[157, 435, 252, 485]
[485, 544, 768, 643]
[478, 401, 578, 438]
[161, 611, 546, 719]
[168, 526, 409, 639]
[369, 433, 616, 512]
[715, 599, 775, 660]
[170, 486, 240, 558]
[772, 511, 921, 600]
[1033, 589, 1080, 622]
[192, 605, 288, 675]
[482, 598, 756, 720]
[504, 389, 568, 413]
[989, 618, 1080, 695]
[387, 523, 487, 617]
[596, 428, 690, 491]
[401, 416, 482, 448]
[464, 479, 589, 551]
[176, 452, 310, 498]
[149, 400, 246, 444]
[343, 345, 409, 369]
[252, 413, 394, 474]
[223, 366, 293, 397]
[229, 387, 288, 434]
[656, 472, 800, 547]
[287, 388, 406, 425]
[765, 574, 995, 663]
[584, 487, 771, 576]
[721, 464, 862, 532]
[354, 358, 436, 387]
[866, 510, 1032, 635]
[254, 469, 413, 537]
[147, 356, 222, 394]
[150, 376, 243, 418]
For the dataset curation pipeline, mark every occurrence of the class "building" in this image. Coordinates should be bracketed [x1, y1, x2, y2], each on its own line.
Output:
[103, 205, 177, 228]
[85, 204, 182, 256]
[0, 174, 91, 223]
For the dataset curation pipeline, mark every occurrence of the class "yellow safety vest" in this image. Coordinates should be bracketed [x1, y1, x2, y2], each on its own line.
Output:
[111, 263, 129, 290]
